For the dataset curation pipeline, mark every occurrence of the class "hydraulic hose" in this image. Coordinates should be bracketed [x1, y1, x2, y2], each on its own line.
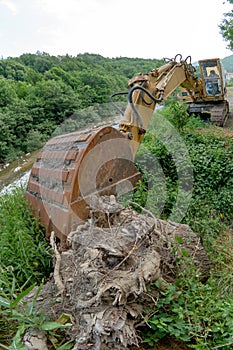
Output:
[110, 91, 128, 115]
[128, 85, 164, 128]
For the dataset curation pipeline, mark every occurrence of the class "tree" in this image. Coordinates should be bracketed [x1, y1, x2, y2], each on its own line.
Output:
[220, 0, 233, 51]
[0, 113, 15, 161]
[26, 129, 44, 152]
[0, 77, 18, 108]
[26, 79, 80, 124]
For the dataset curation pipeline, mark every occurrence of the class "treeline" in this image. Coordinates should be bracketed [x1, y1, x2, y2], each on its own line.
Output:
[221, 54, 233, 72]
[0, 52, 163, 163]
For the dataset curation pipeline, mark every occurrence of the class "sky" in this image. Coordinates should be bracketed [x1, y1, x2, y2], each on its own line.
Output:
[0, 0, 232, 62]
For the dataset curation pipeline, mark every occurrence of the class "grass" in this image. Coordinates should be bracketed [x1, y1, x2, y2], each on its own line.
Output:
[134, 105, 233, 349]
[0, 187, 52, 346]
[0, 187, 52, 288]
[0, 102, 233, 349]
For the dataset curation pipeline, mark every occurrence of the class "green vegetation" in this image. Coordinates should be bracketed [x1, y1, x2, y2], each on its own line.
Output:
[134, 105, 233, 349]
[0, 188, 51, 287]
[219, 0, 233, 51]
[1, 104, 232, 349]
[0, 52, 232, 349]
[143, 274, 233, 349]
[0, 51, 232, 164]
[0, 284, 73, 350]
[0, 52, 163, 163]
[0, 188, 53, 346]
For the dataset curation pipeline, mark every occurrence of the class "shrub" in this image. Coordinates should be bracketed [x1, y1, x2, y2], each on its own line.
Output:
[143, 272, 233, 349]
[136, 110, 233, 349]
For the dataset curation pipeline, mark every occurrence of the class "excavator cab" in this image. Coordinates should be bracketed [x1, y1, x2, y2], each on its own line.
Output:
[181, 58, 228, 126]
[199, 58, 225, 98]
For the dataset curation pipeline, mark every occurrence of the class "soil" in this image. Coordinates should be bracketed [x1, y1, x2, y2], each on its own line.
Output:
[132, 337, 192, 349]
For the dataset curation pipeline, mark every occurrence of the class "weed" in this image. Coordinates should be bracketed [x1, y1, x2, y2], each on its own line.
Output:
[135, 107, 233, 349]
[0, 187, 52, 290]
[0, 284, 73, 349]
[0, 187, 53, 346]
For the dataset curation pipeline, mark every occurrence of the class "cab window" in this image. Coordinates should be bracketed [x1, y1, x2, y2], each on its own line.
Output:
[200, 60, 221, 96]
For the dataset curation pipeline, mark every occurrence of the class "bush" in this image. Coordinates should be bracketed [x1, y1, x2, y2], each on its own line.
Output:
[26, 130, 44, 152]
[143, 272, 233, 349]
[134, 111, 233, 349]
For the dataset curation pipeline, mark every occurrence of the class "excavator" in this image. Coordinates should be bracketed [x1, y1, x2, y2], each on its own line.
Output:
[181, 56, 229, 125]
[25, 54, 230, 243]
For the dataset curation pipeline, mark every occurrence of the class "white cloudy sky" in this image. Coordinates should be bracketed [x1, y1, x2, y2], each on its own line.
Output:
[0, 0, 232, 61]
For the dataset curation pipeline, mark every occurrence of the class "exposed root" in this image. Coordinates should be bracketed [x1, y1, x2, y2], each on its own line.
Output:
[24, 196, 211, 350]
[50, 231, 64, 295]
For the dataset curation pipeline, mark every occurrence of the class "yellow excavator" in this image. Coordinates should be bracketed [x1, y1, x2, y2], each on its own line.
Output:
[25, 54, 229, 243]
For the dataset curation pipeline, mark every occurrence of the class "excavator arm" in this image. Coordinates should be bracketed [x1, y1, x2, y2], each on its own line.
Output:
[117, 55, 202, 156]
[25, 54, 228, 242]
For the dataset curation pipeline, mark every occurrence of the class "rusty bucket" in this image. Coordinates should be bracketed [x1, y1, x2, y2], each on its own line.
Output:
[25, 126, 141, 243]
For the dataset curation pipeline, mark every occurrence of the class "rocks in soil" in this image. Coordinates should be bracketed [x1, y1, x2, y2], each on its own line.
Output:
[23, 195, 211, 350]
[23, 329, 48, 350]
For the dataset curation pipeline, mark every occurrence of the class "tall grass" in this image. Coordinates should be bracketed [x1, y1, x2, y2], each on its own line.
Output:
[0, 187, 52, 345]
[137, 105, 233, 349]
[0, 187, 52, 292]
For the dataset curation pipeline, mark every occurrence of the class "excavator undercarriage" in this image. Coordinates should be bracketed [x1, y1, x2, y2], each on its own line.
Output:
[187, 99, 229, 126]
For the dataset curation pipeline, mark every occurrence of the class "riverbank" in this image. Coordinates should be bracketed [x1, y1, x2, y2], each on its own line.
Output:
[0, 150, 39, 190]
[0, 115, 120, 191]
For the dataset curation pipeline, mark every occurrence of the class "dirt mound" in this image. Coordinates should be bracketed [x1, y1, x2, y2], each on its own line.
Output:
[23, 196, 211, 350]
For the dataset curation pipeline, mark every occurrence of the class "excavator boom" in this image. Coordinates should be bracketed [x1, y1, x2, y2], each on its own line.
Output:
[25, 54, 230, 242]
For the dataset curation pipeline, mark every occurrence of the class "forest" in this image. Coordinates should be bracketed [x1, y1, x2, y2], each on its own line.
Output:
[0, 52, 233, 164]
[0, 52, 164, 163]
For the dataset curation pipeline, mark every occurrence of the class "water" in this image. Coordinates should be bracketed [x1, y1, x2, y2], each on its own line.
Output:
[0, 150, 38, 194]
[0, 171, 30, 195]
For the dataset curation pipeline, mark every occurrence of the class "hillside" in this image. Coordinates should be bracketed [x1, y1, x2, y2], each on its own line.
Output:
[0, 108, 233, 349]
[221, 54, 233, 72]
[0, 53, 164, 164]
[1, 52, 232, 166]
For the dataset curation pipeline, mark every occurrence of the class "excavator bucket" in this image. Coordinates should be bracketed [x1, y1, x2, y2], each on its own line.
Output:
[25, 126, 141, 243]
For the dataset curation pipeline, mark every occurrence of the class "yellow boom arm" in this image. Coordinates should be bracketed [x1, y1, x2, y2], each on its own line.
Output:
[118, 55, 202, 157]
